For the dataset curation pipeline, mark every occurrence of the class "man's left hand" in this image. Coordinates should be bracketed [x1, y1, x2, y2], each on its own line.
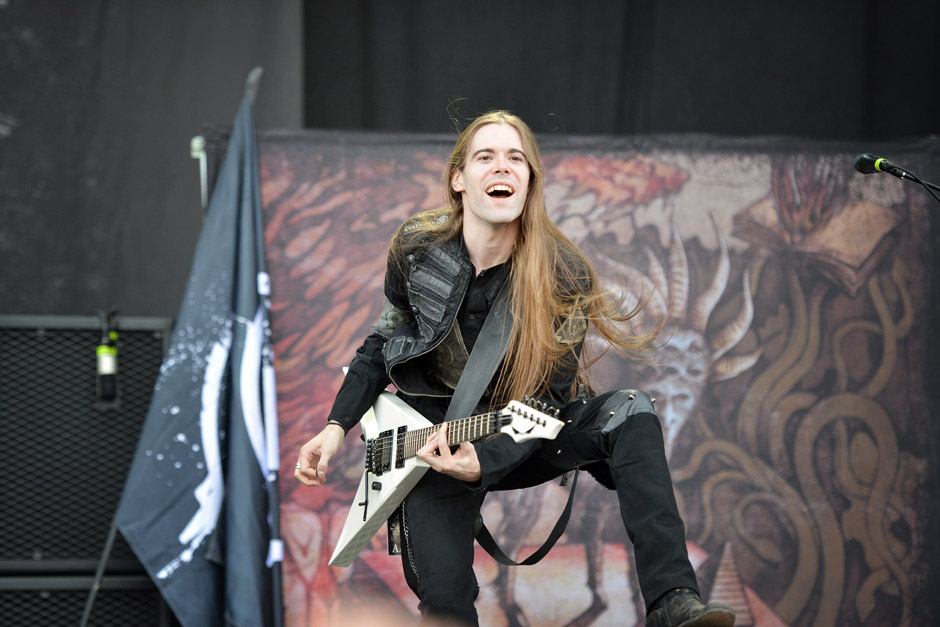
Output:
[417, 421, 482, 482]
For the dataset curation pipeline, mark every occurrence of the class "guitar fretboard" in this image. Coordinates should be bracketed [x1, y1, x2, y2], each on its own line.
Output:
[376, 412, 501, 460]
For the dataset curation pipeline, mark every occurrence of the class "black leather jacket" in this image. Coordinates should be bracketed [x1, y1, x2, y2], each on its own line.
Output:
[328, 233, 584, 490]
[384, 236, 476, 398]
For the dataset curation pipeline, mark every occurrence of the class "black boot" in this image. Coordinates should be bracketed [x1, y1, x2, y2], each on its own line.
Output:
[645, 588, 735, 627]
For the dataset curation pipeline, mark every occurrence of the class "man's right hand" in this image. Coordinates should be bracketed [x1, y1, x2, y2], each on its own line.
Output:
[294, 423, 346, 487]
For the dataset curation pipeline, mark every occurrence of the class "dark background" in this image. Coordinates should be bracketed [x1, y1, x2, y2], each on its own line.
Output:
[1, 0, 937, 318]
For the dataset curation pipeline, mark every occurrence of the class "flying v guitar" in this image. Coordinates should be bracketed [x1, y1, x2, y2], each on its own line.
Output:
[329, 391, 564, 567]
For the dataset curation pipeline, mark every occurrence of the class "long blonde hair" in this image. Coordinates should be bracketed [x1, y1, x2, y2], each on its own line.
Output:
[390, 111, 654, 404]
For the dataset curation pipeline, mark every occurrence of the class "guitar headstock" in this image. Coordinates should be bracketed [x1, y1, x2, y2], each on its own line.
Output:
[498, 397, 565, 443]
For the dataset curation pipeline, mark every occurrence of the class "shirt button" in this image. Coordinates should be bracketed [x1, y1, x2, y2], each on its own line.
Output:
[468, 314, 476, 320]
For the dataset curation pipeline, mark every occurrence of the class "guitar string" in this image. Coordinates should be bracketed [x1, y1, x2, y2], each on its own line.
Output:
[367, 411, 507, 459]
[367, 404, 551, 463]
[371, 411, 498, 447]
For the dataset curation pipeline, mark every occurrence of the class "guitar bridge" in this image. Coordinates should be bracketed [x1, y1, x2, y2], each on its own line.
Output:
[366, 429, 394, 476]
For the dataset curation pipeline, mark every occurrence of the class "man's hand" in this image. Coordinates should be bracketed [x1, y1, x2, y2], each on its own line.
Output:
[416, 422, 482, 483]
[294, 423, 346, 487]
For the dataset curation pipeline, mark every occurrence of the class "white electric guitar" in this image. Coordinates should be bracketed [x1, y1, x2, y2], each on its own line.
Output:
[329, 391, 565, 567]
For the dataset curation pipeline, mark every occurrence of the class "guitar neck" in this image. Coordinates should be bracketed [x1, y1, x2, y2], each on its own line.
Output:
[400, 414, 496, 460]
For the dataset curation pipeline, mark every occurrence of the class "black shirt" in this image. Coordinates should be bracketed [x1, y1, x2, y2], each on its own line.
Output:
[457, 260, 511, 354]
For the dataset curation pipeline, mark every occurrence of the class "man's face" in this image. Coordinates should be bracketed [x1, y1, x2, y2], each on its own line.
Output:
[451, 123, 531, 232]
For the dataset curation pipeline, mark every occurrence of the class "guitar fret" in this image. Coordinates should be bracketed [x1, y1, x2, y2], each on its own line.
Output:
[395, 411, 506, 461]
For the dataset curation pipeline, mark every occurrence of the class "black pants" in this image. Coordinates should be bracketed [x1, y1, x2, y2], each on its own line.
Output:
[399, 390, 698, 626]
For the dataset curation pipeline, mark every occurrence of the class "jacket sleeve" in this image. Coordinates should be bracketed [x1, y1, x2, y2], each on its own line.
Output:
[325, 333, 392, 433]
[325, 248, 412, 433]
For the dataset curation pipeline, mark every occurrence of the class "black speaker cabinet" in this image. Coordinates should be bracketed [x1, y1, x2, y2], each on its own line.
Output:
[0, 575, 175, 627]
[0, 315, 176, 626]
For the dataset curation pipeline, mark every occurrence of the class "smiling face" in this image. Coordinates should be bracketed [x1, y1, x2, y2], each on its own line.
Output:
[451, 123, 531, 234]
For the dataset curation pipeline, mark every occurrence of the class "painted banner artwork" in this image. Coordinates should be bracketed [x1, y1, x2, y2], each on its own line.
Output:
[259, 128, 939, 627]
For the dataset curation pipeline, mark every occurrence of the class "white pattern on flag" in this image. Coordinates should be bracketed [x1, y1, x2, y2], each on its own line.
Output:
[157, 327, 230, 579]
[239, 306, 268, 474]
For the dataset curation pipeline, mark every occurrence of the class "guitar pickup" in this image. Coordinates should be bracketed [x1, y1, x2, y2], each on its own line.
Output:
[395, 425, 407, 468]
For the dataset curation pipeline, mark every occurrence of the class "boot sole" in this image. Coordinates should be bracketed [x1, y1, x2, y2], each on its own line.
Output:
[677, 608, 736, 627]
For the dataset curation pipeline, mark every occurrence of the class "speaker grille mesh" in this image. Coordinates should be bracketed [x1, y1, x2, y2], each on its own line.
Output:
[0, 576, 173, 627]
[0, 316, 170, 570]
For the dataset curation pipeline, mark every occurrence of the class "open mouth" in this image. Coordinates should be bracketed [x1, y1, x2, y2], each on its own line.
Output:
[485, 184, 515, 198]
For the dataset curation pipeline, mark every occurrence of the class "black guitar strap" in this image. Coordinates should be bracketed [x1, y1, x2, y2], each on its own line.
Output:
[475, 469, 580, 566]
[442, 277, 579, 567]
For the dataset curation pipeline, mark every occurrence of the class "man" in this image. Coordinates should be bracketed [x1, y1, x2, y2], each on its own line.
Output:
[295, 111, 735, 627]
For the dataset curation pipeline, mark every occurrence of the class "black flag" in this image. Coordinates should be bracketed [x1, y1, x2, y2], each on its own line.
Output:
[116, 84, 282, 626]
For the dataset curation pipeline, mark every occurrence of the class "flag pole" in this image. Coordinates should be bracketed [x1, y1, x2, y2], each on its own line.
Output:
[244, 65, 284, 627]
[245, 66, 264, 107]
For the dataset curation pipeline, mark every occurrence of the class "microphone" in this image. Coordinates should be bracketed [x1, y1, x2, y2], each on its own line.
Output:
[96, 309, 119, 404]
[854, 153, 903, 176]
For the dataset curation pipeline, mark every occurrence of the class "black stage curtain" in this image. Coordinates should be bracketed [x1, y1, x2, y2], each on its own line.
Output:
[0, 0, 301, 318]
[303, 0, 939, 139]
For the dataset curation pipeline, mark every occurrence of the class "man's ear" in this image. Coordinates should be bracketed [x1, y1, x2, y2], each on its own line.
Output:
[451, 170, 465, 193]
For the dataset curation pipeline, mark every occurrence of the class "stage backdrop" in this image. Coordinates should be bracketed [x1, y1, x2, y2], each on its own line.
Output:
[255, 128, 939, 627]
